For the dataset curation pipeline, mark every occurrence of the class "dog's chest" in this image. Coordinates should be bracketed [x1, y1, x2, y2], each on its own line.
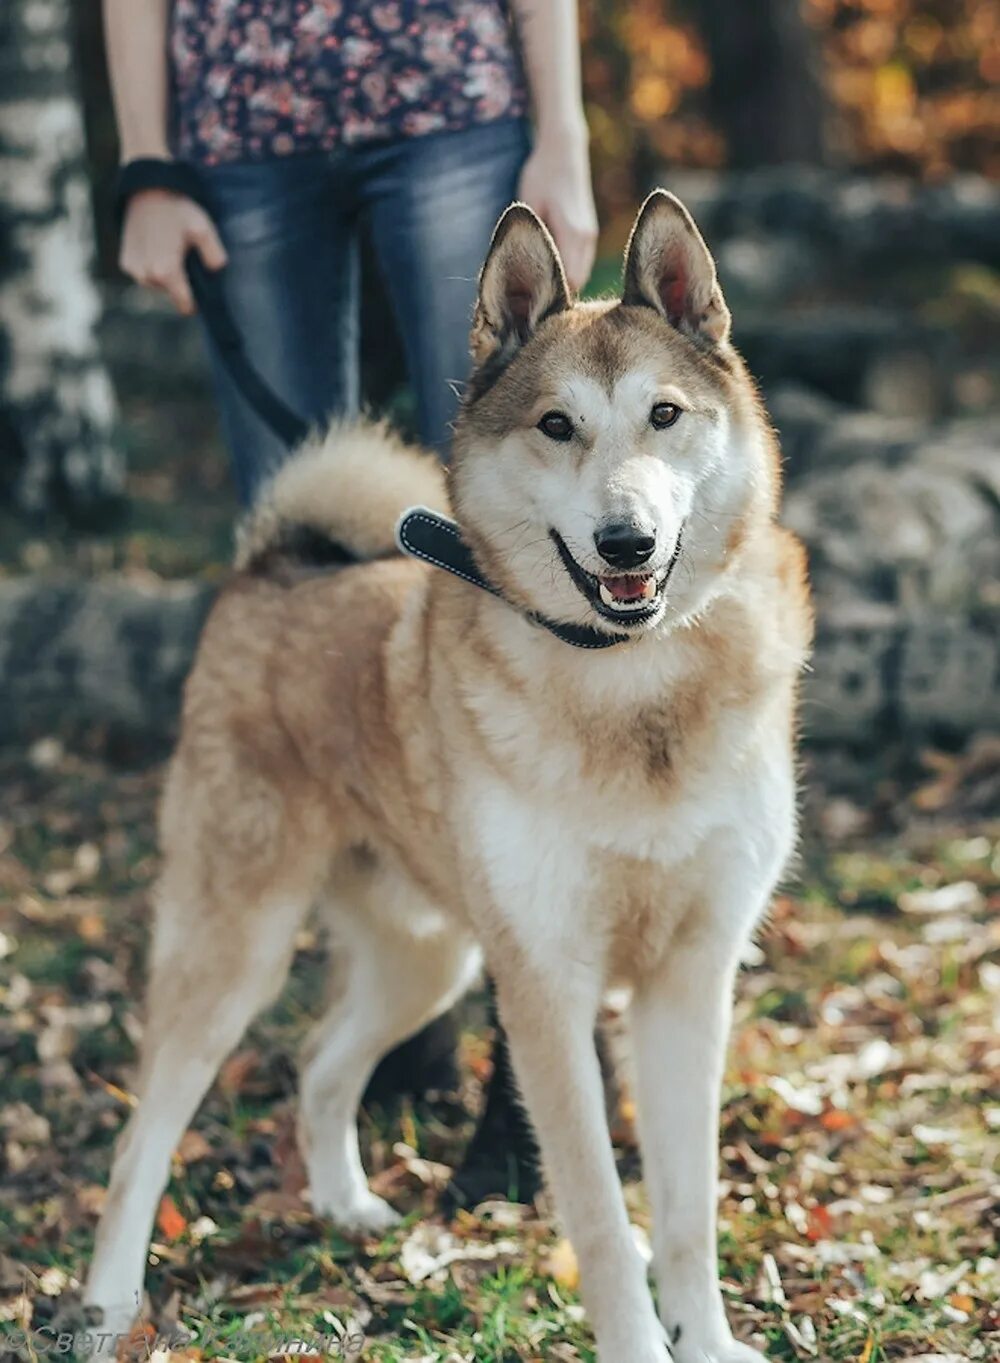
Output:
[464, 771, 708, 978]
[464, 674, 754, 864]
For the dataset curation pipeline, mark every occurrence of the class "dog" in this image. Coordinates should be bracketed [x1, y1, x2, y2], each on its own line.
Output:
[85, 190, 812, 1362]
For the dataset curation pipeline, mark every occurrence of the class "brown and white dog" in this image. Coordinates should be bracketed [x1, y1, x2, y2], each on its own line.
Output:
[86, 191, 812, 1363]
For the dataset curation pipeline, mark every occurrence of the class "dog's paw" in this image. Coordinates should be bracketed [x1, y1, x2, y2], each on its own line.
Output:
[319, 1190, 401, 1238]
[672, 1336, 768, 1363]
[596, 1323, 673, 1363]
[598, 1341, 672, 1363]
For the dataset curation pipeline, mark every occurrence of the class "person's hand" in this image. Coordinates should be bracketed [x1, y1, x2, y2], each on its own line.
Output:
[120, 188, 228, 315]
[517, 129, 598, 293]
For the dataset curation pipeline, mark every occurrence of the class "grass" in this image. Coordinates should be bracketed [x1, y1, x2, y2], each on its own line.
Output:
[0, 739, 998, 1361]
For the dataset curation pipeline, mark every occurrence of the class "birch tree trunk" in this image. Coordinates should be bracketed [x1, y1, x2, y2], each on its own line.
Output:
[0, 0, 123, 522]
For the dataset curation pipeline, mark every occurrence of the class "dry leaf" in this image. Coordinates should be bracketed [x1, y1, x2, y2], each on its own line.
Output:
[156, 1194, 188, 1242]
[218, 1048, 261, 1095]
[542, 1238, 579, 1291]
[175, 1129, 213, 1165]
[898, 881, 983, 916]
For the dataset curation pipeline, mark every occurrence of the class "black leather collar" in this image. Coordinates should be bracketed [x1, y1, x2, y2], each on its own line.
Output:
[396, 508, 632, 650]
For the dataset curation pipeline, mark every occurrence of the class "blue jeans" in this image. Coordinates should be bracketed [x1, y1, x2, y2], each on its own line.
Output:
[198, 117, 530, 504]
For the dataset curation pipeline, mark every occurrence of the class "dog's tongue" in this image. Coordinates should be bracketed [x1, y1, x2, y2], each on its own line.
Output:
[603, 574, 650, 601]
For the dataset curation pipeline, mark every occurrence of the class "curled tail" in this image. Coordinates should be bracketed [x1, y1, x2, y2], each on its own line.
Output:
[235, 420, 449, 574]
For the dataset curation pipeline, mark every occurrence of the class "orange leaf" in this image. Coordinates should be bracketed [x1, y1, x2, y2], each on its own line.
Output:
[806, 1203, 833, 1242]
[156, 1193, 187, 1241]
[118, 1322, 157, 1363]
[821, 1109, 856, 1132]
[950, 1293, 975, 1312]
[77, 913, 106, 943]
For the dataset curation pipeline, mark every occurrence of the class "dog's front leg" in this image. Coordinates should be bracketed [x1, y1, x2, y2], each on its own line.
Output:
[630, 926, 768, 1363]
[496, 962, 670, 1363]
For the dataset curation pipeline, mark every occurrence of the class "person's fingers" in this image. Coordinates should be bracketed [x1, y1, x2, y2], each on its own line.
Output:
[560, 239, 586, 291]
[564, 229, 598, 293]
[190, 216, 228, 271]
[547, 210, 597, 292]
[119, 250, 140, 284]
[153, 266, 195, 315]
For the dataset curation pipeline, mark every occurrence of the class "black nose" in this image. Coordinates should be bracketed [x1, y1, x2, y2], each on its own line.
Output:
[594, 522, 656, 569]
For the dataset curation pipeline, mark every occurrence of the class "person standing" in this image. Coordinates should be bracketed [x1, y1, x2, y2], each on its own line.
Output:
[106, 0, 597, 504]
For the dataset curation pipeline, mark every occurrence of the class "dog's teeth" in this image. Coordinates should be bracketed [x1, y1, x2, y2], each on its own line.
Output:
[599, 582, 618, 608]
[640, 577, 655, 600]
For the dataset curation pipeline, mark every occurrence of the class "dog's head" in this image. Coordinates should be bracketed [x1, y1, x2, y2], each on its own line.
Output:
[450, 190, 777, 639]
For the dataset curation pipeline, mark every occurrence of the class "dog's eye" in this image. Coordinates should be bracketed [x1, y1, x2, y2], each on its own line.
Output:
[538, 411, 574, 442]
[650, 402, 681, 430]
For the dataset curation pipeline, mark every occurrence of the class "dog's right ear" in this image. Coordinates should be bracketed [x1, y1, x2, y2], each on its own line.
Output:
[471, 203, 571, 368]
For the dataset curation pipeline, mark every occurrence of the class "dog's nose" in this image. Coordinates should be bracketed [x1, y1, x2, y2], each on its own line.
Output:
[594, 522, 657, 569]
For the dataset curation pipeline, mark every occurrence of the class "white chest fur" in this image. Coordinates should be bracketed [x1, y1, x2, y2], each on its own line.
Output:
[462, 722, 795, 982]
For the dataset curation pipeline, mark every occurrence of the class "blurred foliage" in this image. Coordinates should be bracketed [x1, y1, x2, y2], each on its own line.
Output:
[814, 0, 999, 175]
[581, 0, 998, 244]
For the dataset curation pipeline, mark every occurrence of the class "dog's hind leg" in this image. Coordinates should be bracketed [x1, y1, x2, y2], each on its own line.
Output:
[84, 877, 311, 1342]
[299, 876, 480, 1235]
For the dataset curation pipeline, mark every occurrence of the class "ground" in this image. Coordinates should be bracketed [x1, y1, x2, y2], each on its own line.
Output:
[0, 736, 997, 1363]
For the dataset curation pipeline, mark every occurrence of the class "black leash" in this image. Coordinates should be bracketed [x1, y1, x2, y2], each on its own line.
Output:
[116, 157, 310, 449]
[184, 252, 311, 448]
[396, 508, 631, 650]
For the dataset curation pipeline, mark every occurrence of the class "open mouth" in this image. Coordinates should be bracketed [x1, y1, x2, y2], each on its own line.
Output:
[549, 528, 683, 627]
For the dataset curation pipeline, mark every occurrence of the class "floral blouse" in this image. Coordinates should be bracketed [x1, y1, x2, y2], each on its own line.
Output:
[169, 0, 528, 164]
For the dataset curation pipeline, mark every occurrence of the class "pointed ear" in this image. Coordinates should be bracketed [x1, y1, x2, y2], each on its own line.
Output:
[622, 189, 730, 345]
[471, 203, 571, 368]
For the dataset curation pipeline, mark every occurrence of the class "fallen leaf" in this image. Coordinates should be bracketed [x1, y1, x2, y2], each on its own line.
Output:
[218, 1048, 261, 1096]
[898, 881, 983, 916]
[76, 1183, 107, 1216]
[542, 1238, 579, 1291]
[806, 1204, 833, 1242]
[175, 1129, 212, 1165]
[398, 1223, 518, 1285]
[156, 1194, 188, 1241]
[820, 1109, 857, 1132]
[224, 1281, 286, 1307]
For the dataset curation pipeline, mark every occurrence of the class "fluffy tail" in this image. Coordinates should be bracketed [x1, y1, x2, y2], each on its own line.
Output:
[235, 420, 449, 573]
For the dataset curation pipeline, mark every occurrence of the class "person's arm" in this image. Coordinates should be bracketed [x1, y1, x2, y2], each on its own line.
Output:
[104, 0, 227, 314]
[509, 0, 598, 292]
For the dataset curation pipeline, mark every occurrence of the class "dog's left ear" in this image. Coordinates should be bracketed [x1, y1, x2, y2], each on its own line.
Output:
[622, 189, 730, 345]
[471, 203, 571, 367]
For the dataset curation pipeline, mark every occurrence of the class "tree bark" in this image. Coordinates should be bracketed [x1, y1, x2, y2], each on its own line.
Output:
[694, 0, 828, 169]
[0, 0, 124, 522]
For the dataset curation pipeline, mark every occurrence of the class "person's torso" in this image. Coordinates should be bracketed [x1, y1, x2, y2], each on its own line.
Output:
[169, 0, 527, 164]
